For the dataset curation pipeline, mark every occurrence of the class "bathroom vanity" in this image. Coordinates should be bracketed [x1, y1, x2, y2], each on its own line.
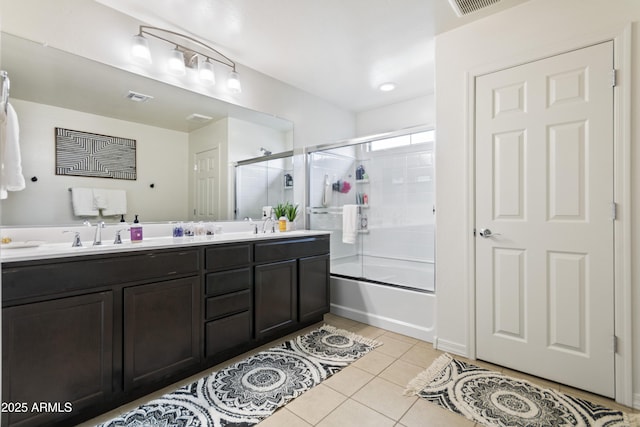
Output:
[1, 231, 330, 427]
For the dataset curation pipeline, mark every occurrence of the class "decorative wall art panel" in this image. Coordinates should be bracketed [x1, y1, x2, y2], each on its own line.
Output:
[55, 128, 137, 180]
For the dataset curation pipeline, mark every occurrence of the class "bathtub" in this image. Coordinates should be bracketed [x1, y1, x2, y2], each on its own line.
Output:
[329, 255, 436, 342]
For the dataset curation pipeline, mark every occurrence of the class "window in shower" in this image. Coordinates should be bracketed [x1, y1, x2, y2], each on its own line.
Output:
[307, 129, 435, 292]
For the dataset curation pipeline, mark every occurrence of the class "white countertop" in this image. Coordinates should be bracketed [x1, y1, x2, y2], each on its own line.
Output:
[0, 230, 331, 263]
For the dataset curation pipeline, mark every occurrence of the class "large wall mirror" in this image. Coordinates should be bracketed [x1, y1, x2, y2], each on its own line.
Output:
[0, 32, 293, 226]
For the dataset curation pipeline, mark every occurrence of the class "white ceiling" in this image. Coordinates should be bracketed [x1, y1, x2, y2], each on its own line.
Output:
[97, 0, 530, 113]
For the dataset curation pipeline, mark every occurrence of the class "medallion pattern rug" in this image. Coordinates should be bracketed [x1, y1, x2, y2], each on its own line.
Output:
[98, 325, 380, 427]
[405, 353, 638, 427]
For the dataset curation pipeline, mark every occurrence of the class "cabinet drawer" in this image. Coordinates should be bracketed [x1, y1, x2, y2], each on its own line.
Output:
[205, 290, 251, 320]
[2, 249, 200, 303]
[254, 236, 329, 263]
[205, 243, 252, 271]
[205, 311, 252, 357]
[205, 268, 252, 296]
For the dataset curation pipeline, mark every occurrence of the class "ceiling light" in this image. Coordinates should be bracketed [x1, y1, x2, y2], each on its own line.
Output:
[130, 34, 152, 65]
[379, 82, 396, 92]
[167, 47, 186, 76]
[198, 58, 215, 85]
[130, 26, 240, 92]
[227, 70, 242, 94]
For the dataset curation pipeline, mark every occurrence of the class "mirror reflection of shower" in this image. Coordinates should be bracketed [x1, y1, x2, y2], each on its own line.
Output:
[307, 129, 435, 292]
[235, 151, 294, 220]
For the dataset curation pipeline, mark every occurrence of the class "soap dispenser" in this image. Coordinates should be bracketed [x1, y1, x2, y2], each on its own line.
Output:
[130, 214, 143, 243]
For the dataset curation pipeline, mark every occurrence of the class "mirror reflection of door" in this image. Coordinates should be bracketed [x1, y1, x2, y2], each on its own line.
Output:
[194, 148, 220, 221]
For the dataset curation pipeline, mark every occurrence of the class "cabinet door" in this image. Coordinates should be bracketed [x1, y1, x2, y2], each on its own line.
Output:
[254, 259, 297, 339]
[2, 292, 113, 427]
[123, 277, 200, 390]
[299, 254, 330, 323]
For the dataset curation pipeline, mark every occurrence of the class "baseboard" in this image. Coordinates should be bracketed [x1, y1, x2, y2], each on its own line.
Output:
[330, 303, 435, 343]
[433, 336, 467, 357]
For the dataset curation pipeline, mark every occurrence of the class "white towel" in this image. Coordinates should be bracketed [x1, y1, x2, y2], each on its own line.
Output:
[71, 187, 99, 216]
[92, 188, 109, 209]
[0, 103, 26, 199]
[342, 204, 359, 244]
[102, 189, 127, 216]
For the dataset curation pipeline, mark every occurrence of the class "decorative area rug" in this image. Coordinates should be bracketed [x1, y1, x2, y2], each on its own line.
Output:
[404, 353, 639, 427]
[98, 325, 381, 427]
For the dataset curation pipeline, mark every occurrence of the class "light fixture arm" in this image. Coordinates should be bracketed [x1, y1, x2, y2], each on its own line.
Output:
[138, 25, 236, 71]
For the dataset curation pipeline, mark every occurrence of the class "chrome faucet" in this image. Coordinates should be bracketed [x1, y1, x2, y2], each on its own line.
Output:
[63, 231, 83, 247]
[113, 229, 126, 244]
[92, 221, 105, 246]
[261, 217, 276, 233]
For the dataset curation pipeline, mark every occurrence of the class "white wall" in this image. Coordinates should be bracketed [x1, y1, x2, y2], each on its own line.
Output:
[1, 99, 189, 224]
[356, 93, 434, 137]
[434, 0, 639, 406]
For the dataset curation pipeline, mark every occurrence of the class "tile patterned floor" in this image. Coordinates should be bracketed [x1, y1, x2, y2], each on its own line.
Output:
[83, 313, 638, 426]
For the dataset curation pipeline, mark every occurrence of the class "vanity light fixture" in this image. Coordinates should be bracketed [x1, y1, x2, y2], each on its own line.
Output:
[130, 25, 241, 93]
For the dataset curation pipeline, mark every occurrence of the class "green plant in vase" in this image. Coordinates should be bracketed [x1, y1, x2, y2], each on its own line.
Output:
[273, 203, 288, 219]
[285, 203, 299, 230]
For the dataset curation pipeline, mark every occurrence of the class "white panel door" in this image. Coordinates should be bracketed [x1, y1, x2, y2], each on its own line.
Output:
[194, 148, 219, 221]
[475, 42, 615, 397]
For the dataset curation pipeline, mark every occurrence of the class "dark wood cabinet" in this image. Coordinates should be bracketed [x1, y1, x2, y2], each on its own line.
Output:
[2, 291, 113, 427]
[299, 254, 330, 323]
[1, 233, 329, 426]
[254, 259, 298, 339]
[203, 267, 253, 358]
[123, 277, 201, 390]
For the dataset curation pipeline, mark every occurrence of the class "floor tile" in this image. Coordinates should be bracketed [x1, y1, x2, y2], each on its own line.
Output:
[399, 341, 441, 368]
[381, 330, 419, 345]
[400, 398, 476, 427]
[316, 399, 396, 427]
[375, 334, 414, 358]
[256, 407, 312, 427]
[284, 384, 347, 425]
[351, 348, 396, 375]
[323, 365, 375, 396]
[352, 377, 417, 420]
[379, 359, 426, 388]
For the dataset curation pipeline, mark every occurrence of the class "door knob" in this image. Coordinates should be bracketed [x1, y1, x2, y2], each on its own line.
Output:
[479, 228, 500, 238]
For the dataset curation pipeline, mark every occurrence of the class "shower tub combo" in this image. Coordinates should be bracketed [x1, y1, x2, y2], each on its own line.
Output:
[306, 129, 436, 341]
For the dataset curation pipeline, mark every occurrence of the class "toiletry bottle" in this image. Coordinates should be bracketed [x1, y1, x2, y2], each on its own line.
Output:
[130, 214, 143, 243]
[279, 216, 287, 232]
[119, 214, 126, 223]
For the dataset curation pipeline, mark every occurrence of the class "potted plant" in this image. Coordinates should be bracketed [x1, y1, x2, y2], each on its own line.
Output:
[285, 203, 299, 231]
[273, 203, 288, 231]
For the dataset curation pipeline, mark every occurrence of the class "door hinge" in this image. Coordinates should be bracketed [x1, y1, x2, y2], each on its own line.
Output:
[611, 202, 617, 221]
[613, 335, 618, 353]
[611, 69, 617, 87]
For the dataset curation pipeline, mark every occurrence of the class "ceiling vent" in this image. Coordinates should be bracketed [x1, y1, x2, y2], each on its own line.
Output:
[186, 113, 213, 123]
[448, 0, 502, 16]
[126, 90, 154, 102]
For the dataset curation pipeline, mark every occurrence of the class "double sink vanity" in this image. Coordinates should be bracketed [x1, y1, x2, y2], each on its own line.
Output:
[1, 226, 331, 426]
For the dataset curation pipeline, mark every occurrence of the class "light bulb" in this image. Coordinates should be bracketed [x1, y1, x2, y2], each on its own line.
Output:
[198, 58, 216, 85]
[227, 70, 242, 93]
[167, 48, 186, 76]
[130, 34, 152, 65]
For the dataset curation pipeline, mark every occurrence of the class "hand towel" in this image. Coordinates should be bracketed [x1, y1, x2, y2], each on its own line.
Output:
[342, 204, 359, 244]
[102, 189, 127, 216]
[92, 188, 109, 209]
[71, 187, 99, 216]
[0, 103, 26, 199]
